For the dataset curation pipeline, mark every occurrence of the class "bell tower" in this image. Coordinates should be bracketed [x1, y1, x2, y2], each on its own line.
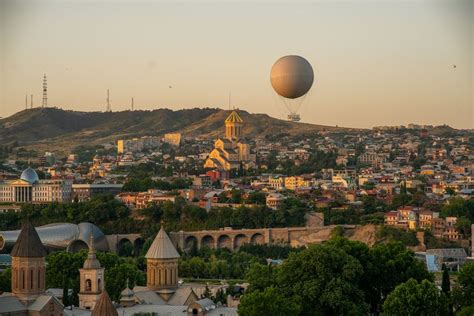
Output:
[78, 235, 105, 310]
[11, 220, 47, 304]
[224, 110, 243, 140]
[146, 223, 180, 300]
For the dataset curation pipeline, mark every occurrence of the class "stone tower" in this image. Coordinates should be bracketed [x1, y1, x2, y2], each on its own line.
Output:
[224, 110, 243, 140]
[79, 235, 105, 310]
[11, 220, 47, 303]
[145, 225, 180, 299]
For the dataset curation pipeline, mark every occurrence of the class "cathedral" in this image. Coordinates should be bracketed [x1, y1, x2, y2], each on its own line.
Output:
[204, 110, 256, 171]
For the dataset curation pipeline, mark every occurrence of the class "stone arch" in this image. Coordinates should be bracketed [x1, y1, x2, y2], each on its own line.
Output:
[201, 235, 215, 249]
[67, 239, 89, 252]
[233, 234, 249, 249]
[133, 238, 145, 256]
[217, 234, 232, 249]
[118, 238, 133, 256]
[184, 236, 198, 252]
[250, 233, 264, 245]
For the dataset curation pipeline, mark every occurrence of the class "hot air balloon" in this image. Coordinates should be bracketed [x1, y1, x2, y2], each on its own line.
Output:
[270, 55, 314, 122]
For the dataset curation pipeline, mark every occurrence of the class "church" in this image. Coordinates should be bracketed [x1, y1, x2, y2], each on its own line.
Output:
[204, 110, 256, 171]
[0, 219, 237, 316]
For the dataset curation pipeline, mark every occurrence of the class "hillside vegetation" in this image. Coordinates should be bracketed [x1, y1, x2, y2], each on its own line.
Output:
[0, 107, 349, 151]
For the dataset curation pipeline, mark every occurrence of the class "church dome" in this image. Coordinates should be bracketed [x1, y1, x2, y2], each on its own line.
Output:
[20, 167, 39, 184]
[120, 280, 135, 299]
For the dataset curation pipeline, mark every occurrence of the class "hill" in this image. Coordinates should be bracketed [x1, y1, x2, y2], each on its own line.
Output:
[0, 107, 352, 152]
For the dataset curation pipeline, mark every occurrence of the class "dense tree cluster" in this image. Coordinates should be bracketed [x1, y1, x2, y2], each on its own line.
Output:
[239, 237, 434, 315]
[45, 250, 145, 304]
[179, 244, 300, 281]
[0, 195, 132, 234]
[261, 150, 337, 175]
[141, 197, 310, 234]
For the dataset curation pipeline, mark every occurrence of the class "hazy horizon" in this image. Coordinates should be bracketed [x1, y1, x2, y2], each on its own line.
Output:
[1, 0, 473, 129]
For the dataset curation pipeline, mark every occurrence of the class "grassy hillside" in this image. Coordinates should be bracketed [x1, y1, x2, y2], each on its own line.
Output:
[0, 107, 351, 152]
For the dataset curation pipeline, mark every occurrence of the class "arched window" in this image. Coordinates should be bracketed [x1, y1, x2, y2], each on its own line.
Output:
[85, 279, 92, 291]
[38, 269, 41, 289]
[98, 278, 102, 291]
[21, 269, 25, 290]
[30, 269, 33, 289]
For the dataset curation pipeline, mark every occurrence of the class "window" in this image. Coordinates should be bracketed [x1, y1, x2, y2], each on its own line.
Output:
[85, 279, 92, 291]
[21, 269, 25, 289]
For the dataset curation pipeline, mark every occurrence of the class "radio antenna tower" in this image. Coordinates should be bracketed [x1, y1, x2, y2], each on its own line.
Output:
[131, 97, 134, 111]
[42, 74, 47, 108]
[106, 89, 112, 112]
[30, 94, 34, 109]
[25, 94, 28, 110]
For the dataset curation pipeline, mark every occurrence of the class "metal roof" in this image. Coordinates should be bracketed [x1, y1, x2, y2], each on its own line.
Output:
[145, 227, 180, 259]
[11, 220, 47, 258]
[0, 295, 27, 313]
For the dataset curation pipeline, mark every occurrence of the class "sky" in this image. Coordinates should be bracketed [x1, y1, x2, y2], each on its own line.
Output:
[0, 0, 473, 129]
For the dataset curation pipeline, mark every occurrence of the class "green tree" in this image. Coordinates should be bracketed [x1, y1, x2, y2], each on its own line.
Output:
[441, 264, 450, 295]
[277, 243, 368, 315]
[238, 286, 301, 316]
[382, 279, 448, 316]
[366, 242, 433, 313]
[105, 263, 145, 301]
[454, 217, 471, 239]
[245, 263, 276, 292]
[0, 268, 11, 293]
[202, 285, 212, 299]
[452, 263, 474, 311]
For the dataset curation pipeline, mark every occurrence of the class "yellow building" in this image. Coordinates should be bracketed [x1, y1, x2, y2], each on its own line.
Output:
[204, 111, 256, 171]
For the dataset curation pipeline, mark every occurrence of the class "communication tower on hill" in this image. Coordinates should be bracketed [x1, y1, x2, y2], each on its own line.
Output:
[30, 94, 33, 109]
[25, 94, 28, 110]
[131, 97, 134, 111]
[42, 74, 48, 108]
[106, 89, 112, 112]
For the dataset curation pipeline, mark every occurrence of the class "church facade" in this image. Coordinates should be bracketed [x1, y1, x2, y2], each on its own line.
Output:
[204, 110, 256, 171]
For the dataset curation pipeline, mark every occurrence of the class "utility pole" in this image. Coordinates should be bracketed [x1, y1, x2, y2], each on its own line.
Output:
[106, 89, 111, 112]
[42, 74, 47, 108]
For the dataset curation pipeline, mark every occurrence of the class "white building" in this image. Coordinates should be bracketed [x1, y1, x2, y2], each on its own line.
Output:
[0, 168, 72, 203]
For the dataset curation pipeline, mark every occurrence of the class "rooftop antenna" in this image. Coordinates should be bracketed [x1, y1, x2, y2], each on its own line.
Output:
[106, 89, 111, 112]
[42, 74, 47, 108]
[131, 97, 134, 111]
[30, 94, 33, 109]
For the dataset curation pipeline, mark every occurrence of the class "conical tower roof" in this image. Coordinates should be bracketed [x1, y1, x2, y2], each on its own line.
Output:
[225, 110, 243, 123]
[91, 290, 118, 316]
[11, 219, 47, 258]
[145, 226, 180, 259]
